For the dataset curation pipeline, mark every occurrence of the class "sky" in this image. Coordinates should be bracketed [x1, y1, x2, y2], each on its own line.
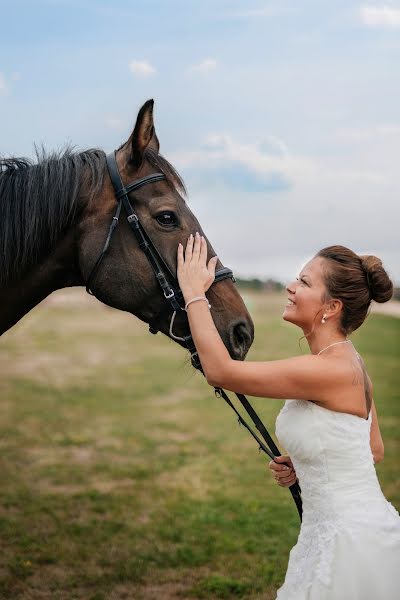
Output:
[1, 0, 399, 284]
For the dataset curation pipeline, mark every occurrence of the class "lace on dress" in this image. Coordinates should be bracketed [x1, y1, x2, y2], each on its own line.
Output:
[275, 399, 400, 598]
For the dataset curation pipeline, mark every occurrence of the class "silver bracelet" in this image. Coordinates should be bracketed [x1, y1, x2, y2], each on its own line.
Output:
[184, 296, 211, 311]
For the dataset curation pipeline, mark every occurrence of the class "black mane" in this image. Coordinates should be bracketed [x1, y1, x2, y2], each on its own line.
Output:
[0, 145, 186, 287]
[0, 146, 107, 287]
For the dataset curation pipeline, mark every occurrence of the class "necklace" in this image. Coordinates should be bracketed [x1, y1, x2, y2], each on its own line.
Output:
[317, 340, 350, 355]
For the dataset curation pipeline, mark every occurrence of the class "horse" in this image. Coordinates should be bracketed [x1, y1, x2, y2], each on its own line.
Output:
[0, 100, 254, 366]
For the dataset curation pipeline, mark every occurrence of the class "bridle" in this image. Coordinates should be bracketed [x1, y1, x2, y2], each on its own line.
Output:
[85, 150, 303, 520]
[86, 151, 234, 368]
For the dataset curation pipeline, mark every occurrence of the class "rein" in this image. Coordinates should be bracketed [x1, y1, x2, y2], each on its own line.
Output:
[86, 150, 303, 521]
[215, 388, 302, 520]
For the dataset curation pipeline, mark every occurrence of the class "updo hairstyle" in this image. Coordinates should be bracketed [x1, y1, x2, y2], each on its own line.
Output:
[316, 245, 393, 334]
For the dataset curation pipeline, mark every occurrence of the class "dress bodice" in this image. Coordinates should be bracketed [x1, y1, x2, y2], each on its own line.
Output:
[275, 399, 378, 504]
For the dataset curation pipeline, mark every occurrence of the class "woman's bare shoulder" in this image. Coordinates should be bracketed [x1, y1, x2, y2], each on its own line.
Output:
[314, 354, 371, 418]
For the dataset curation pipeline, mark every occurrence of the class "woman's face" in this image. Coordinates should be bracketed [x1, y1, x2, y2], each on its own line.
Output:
[282, 256, 329, 329]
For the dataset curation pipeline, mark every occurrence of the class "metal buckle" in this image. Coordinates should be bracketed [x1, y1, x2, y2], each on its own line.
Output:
[163, 288, 175, 299]
[191, 351, 201, 367]
[127, 213, 139, 224]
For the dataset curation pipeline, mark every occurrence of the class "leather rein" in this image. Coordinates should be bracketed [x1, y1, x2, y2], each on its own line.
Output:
[86, 150, 303, 520]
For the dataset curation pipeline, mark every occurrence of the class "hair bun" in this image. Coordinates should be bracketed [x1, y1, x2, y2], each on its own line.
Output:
[359, 255, 393, 303]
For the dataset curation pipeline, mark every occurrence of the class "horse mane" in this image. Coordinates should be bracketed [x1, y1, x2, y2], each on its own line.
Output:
[0, 145, 107, 287]
[0, 144, 186, 288]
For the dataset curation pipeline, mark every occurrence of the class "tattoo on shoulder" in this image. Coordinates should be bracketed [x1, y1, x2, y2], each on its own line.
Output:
[351, 360, 363, 386]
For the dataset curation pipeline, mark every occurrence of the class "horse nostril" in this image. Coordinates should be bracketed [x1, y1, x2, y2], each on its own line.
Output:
[229, 319, 253, 360]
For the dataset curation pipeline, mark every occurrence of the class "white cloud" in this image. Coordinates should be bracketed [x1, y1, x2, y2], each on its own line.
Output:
[170, 129, 399, 282]
[188, 58, 217, 74]
[0, 73, 9, 96]
[172, 133, 316, 184]
[128, 60, 156, 77]
[188, 168, 398, 282]
[360, 5, 400, 27]
[174, 132, 388, 193]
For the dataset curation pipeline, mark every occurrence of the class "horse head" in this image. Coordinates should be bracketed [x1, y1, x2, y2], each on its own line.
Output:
[78, 100, 254, 363]
[0, 100, 254, 364]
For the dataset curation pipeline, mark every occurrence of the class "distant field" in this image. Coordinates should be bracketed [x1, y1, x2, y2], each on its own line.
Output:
[1, 289, 399, 600]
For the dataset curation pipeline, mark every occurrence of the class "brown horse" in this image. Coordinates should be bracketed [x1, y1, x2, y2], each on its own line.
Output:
[0, 100, 254, 364]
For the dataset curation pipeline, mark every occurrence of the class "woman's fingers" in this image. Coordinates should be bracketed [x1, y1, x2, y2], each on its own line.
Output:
[269, 461, 290, 472]
[273, 468, 296, 487]
[269, 455, 292, 472]
[277, 475, 298, 488]
[192, 231, 201, 259]
[200, 235, 208, 264]
[185, 233, 194, 261]
[274, 454, 293, 467]
[273, 468, 293, 480]
[182, 233, 208, 263]
[277, 471, 294, 482]
[177, 242, 184, 266]
[207, 256, 218, 277]
[184, 232, 203, 263]
[270, 466, 294, 480]
[268, 455, 297, 488]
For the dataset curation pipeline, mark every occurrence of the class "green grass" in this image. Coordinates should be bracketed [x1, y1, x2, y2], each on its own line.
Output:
[0, 290, 398, 599]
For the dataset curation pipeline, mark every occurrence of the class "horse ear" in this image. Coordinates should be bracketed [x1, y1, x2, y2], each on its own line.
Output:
[129, 99, 160, 167]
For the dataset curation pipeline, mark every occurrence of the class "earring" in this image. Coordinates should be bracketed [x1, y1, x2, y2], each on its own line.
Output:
[321, 314, 327, 324]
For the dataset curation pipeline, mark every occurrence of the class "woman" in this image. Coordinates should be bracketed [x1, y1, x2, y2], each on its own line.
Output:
[177, 233, 400, 600]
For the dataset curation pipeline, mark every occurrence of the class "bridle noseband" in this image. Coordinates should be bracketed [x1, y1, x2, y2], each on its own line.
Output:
[86, 151, 234, 367]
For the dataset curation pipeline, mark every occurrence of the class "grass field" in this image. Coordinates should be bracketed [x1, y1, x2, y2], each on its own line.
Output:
[1, 290, 399, 600]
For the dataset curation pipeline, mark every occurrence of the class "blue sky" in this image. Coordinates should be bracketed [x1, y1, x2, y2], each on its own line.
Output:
[1, 0, 399, 283]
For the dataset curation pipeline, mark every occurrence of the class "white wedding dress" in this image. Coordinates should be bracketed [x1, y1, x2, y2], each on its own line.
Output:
[274, 399, 400, 600]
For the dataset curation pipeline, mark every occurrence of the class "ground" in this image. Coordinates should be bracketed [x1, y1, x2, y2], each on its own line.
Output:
[1, 289, 399, 599]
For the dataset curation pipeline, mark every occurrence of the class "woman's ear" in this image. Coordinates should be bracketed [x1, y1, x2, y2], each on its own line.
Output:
[327, 298, 343, 318]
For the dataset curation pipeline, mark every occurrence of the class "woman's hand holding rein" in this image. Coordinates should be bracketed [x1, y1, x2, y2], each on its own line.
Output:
[269, 455, 298, 487]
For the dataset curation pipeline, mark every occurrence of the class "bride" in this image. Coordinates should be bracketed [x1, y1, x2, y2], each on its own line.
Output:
[176, 235, 400, 600]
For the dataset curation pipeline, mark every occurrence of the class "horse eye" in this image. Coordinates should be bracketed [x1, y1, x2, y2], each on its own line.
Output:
[156, 212, 177, 227]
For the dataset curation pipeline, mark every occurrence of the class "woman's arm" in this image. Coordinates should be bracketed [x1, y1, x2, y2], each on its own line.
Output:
[183, 285, 352, 404]
[178, 234, 346, 403]
[184, 298, 346, 402]
[207, 354, 348, 402]
[370, 399, 384, 463]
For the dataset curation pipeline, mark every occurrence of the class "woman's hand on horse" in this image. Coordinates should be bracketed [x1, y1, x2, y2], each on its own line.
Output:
[268, 455, 298, 488]
[177, 232, 218, 300]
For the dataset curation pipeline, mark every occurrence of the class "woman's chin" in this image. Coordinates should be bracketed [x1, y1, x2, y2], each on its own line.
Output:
[282, 311, 306, 331]
[282, 308, 298, 325]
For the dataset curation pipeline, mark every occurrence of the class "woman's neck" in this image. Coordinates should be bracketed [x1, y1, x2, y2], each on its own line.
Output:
[306, 327, 348, 355]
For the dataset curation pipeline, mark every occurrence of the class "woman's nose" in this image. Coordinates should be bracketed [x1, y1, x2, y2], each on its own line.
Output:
[286, 281, 296, 294]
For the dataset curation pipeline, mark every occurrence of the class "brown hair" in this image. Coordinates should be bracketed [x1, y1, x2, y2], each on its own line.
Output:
[316, 245, 393, 334]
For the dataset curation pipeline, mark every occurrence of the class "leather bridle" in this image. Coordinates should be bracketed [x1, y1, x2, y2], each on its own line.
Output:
[85, 150, 303, 520]
[86, 151, 234, 368]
